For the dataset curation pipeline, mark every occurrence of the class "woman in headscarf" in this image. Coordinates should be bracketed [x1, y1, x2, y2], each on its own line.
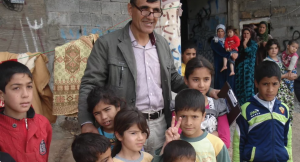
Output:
[235, 27, 258, 105]
[256, 21, 273, 65]
[211, 24, 237, 90]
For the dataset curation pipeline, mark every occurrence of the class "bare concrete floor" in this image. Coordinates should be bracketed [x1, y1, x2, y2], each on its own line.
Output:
[49, 111, 300, 162]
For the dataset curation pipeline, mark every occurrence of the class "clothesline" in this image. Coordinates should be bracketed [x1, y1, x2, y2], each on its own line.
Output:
[17, 6, 181, 60]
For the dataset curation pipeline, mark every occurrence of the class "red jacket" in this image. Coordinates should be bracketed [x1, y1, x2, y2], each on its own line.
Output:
[225, 35, 240, 51]
[0, 107, 52, 162]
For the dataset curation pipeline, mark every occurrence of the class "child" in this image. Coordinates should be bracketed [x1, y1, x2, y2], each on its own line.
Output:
[87, 86, 122, 149]
[264, 39, 296, 121]
[232, 61, 292, 162]
[71, 133, 113, 162]
[221, 26, 240, 76]
[0, 61, 52, 162]
[181, 41, 197, 76]
[112, 107, 153, 162]
[163, 140, 196, 162]
[282, 40, 299, 92]
[154, 89, 231, 162]
[184, 56, 230, 148]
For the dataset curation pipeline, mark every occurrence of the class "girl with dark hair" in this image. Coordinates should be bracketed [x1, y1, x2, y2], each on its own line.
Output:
[112, 107, 153, 162]
[256, 21, 273, 66]
[184, 56, 230, 148]
[264, 39, 297, 121]
[235, 27, 258, 105]
[162, 140, 196, 162]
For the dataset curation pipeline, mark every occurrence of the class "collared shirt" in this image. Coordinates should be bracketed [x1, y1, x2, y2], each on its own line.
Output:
[129, 27, 164, 112]
[254, 93, 275, 112]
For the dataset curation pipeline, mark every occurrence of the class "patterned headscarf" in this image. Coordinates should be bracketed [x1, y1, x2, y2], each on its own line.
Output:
[258, 21, 269, 42]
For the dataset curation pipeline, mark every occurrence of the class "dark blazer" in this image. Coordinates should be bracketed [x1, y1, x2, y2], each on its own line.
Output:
[78, 22, 186, 127]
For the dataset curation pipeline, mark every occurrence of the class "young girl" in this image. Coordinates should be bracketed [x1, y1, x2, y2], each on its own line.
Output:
[264, 39, 296, 121]
[282, 40, 299, 92]
[184, 56, 230, 148]
[87, 86, 124, 150]
[221, 26, 240, 76]
[112, 107, 153, 162]
[162, 140, 196, 162]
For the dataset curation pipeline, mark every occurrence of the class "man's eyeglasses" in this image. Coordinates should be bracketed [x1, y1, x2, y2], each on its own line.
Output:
[131, 3, 163, 18]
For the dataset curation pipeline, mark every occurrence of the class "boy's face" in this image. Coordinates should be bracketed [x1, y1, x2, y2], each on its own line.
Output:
[255, 76, 280, 101]
[175, 109, 205, 138]
[93, 100, 120, 133]
[0, 73, 33, 114]
[96, 148, 113, 162]
[182, 48, 196, 64]
[184, 67, 211, 96]
[227, 30, 234, 37]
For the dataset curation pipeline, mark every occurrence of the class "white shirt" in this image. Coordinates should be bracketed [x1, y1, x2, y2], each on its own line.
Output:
[254, 93, 275, 112]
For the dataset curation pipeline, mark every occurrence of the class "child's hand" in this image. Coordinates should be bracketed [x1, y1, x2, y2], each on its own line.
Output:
[226, 48, 230, 51]
[161, 116, 182, 155]
[165, 116, 182, 143]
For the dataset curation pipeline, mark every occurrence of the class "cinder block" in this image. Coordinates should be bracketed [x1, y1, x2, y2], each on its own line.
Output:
[270, 16, 291, 28]
[48, 12, 71, 25]
[111, 0, 129, 2]
[270, 27, 287, 37]
[79, 1, 101, 13]
[240, 11, 252, 19]
[101, 2, 121, 14]
[111, 14, 131, 26]
[279, 0, 297, 6]
[253, 9, 270, 18]
[91, 14, 113, 28]
[244, 0, 279, 11]
[70, 13, 91, 25]
[121, 2, 129, 14]
[272, 7, 286, 15]
[46, 0, 79, 12]
[59, 26, 82, 40]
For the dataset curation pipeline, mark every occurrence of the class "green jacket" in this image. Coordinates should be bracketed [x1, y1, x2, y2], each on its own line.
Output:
[78, 22, 186, 127]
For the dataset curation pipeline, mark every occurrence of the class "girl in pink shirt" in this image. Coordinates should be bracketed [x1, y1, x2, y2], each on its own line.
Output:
[171, 56, 230, 148]
[282, 40, 299, 92]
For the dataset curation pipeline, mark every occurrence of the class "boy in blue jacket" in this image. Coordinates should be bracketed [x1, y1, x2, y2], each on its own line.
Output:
[233, 61, 292, 162]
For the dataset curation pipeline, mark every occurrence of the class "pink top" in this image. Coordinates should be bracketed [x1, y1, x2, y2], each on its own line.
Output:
[282, 51, 299, 69]
[172, 104, 230, 148]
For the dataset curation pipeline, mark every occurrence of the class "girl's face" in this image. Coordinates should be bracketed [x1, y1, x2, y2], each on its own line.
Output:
[287, 43, 299, 54]
[227, 30, 234, 37]
[184, 67, 212, 96]
[93, 101, 120, 133]
[268, 44, 279, 58]
[243, 30, 251, 39]
[259, 24, 267, 35]
[117, 124, 147, 153]
[217, 29, 225, 38]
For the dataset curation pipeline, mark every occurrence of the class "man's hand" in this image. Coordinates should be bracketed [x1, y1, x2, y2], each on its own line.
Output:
[81, 123, 99, 134]
[209, 89, 220, 99]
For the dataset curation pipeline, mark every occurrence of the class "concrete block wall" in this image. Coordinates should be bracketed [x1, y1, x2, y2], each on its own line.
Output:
[45, 0, 131, 89]
[239, 0, 300, 52]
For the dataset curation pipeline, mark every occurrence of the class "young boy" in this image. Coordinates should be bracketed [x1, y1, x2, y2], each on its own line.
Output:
[154, 89, 231, 162]
[181, 41, 197, 76]
[72, 133, 113, 162]
[233, 61, 293, 162]
[0, 61, 52, 162]
[87, 86, 121, 149]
